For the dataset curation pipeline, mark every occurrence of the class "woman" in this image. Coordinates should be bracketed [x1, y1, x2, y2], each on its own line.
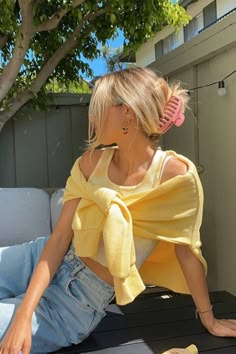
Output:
[0, 67, 236, 354]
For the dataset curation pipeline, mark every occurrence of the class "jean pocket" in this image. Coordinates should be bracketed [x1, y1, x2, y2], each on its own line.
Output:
[65, 276, 97, 315]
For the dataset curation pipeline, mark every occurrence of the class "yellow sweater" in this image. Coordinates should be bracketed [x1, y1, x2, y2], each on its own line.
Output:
[63, 150, 207, 305]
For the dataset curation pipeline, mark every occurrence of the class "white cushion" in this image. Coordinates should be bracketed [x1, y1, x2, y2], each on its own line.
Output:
[0, 188, 51, 246]
[50, 189, 64, 231]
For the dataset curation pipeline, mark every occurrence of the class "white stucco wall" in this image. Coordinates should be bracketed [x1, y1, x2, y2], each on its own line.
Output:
[197, 46, 236, 295]
[136, 26, 175, 68]
[217, 0, 236, 17]
[136, 0, 236, 68]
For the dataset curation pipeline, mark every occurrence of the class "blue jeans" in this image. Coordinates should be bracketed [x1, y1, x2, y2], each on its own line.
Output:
[0, 236, 115, 353]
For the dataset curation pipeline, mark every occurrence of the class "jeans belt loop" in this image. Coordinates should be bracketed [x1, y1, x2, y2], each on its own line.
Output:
[71, 263, 84, 277]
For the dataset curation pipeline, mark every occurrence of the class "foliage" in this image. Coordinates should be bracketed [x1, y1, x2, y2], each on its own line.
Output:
[0, 0, 190, 130]
[46, 78, 91, 93]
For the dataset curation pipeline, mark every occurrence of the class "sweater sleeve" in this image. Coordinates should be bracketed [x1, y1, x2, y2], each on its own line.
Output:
[63, 157, 84, 203]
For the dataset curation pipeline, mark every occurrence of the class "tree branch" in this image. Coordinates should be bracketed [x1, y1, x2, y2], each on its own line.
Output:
[0, 2, 34, 102]
[36, 0, 85, 32]
[31, 7, 105, 92]
[0, 35, 8, 50]
[18, 0, 32, 13]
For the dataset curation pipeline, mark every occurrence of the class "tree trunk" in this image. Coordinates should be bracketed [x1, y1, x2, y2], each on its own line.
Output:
[0, 91, 33, 132]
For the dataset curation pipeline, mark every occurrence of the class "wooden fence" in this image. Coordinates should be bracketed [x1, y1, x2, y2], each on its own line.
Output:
[0, 94, 90, 188]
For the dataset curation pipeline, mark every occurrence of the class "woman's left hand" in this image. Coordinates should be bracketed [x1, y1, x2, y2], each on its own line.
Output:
[204, 318, 236, 337]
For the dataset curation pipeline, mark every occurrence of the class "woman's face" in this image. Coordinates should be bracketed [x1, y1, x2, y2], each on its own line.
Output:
[93, 104, 125, 145]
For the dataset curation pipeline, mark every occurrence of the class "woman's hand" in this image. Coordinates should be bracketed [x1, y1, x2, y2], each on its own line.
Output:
[202, 316, 236, 337]
[0, 311, 32, 354]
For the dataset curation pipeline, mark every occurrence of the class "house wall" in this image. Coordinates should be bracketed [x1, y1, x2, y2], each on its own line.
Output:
[136, 27, 173, 68]
[136, 0, 236, 68]
[217, 0, 236, 17]
[196, 47, 236, 295]
[0, 94, 90, 188]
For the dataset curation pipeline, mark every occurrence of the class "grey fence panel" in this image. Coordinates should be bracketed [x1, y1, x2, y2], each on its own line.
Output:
[0, 94, 90, 188]
[46, 106, 73, 188]
[71, 105, 89, 161]
[14, 111, 48, 188]
[0, 119, 16, 187]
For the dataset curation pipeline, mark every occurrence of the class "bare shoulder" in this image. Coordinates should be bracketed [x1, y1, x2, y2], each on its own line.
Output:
[160, 157, 187, 184]
[79, 149, 103, 180]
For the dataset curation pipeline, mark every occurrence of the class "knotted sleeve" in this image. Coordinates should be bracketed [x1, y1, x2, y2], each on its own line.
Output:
[63, 158, 143, 299]
[103, 198, 134, 278]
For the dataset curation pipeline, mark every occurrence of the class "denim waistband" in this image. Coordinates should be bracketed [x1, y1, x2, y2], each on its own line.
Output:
[64, 244, 115, 298]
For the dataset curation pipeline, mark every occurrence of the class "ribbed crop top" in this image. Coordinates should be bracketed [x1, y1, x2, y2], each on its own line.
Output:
[89, 147, 171, 269]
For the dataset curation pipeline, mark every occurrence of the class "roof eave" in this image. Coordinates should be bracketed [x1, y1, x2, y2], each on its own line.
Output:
[179, 0, 198, 8]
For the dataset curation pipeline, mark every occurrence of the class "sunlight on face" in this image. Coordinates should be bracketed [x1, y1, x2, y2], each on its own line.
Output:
[94, 105, 124, 145]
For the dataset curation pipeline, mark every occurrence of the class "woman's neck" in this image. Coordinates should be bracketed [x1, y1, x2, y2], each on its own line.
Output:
[113, 139, 156, 178]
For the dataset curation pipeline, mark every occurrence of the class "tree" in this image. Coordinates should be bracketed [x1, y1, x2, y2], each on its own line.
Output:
[0, 0, 189, 132]
[101, 44, 136, 73]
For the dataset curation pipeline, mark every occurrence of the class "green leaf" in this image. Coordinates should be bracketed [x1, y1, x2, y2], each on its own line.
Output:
[110, 14, 116, 24]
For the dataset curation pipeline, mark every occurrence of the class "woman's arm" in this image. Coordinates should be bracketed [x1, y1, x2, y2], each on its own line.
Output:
[19, 149, 102, 317]
[175, 244, 236, 336]
[17, 198, 80, 318]
[0, 197, 80, 354]
[161, 157, 236, 337]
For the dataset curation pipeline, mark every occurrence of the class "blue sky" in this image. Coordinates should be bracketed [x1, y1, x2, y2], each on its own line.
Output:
[81, 29, 125, 80]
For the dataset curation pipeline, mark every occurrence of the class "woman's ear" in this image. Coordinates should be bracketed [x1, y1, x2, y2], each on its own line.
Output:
[123, 106, 135, 121]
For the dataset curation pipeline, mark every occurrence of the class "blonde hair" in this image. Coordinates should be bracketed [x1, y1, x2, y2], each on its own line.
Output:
[88, 67, 189, 150]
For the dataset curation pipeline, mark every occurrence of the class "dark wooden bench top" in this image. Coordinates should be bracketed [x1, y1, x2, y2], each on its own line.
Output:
[54, 290, 236, 353]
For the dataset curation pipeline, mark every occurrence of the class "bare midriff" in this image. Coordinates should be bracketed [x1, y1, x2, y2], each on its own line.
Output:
[81, 257, 114, 287]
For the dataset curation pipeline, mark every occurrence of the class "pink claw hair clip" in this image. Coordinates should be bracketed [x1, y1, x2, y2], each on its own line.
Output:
[159, 96, 185, 134]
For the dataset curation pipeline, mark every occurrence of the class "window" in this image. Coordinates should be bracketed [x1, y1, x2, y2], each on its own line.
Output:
[203, 1, 217, 28]
[184, 12, 203, 41]
[155, 40, 163, 60]
[163, 33, 178, 55]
